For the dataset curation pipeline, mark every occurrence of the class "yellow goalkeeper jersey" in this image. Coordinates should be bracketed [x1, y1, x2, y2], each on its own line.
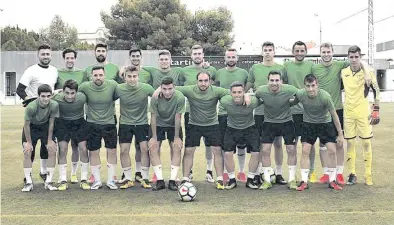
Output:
[341, 66, 380, 119]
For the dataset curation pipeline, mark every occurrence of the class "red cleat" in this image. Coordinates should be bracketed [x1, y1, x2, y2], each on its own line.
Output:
[223, 173, 229, 183]
[336, 174, 345, 185]
[296, 181, 309, 191]
[318, 174, 329, 184]
[329, 181, 343, 190]
[89, 174, 95, 184]
[150, 173, 157, 183]
[237, 172, 247, 183]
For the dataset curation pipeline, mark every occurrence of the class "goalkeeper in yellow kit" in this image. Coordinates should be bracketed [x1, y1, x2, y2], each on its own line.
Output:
[341, 45, 380, 186]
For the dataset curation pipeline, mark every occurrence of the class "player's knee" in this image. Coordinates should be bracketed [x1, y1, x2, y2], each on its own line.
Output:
[327, 146, 336, 155]
[286, 146, 296, 155]
[139, 143, 148, 153]
[273, 137, 282, 148]
[361, 139, 372, 151]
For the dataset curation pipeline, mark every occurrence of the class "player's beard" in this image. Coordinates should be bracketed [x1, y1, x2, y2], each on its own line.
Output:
[40, 58, 51, 66]
[94, 80, 103, 86]
[226, 61, 236, 67]
[321, 56, 332, 63]
[295, 55, 305, 62]
[192, 59, 202, 65]
[131, 60, 140, 66]
[198, 85, 208, 91]
[96, 55, 106, 63]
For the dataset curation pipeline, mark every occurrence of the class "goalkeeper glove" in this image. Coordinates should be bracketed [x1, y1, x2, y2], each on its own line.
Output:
[22, 97, 37, 107]
[369, 104, 380, 125]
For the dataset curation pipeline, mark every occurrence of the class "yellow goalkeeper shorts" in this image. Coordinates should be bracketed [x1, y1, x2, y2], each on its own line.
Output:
[344, 117, 373, 139]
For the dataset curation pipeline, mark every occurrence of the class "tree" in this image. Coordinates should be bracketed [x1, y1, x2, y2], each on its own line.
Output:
[2, 40, 18, 51]
[39, 15, 79, 50]
[191, 7, 235, 55]
[1, 26, 39, 51]
[74, 41, 95, 50]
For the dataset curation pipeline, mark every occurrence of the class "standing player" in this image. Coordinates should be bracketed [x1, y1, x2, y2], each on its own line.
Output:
[79, 66, 118, 190]
[179, 45, 218, 182]
[216, 48, 249, 183]
[115, 66, 154, 189]
[22, 84, 59, 191]
[56, 48, 88, 183]
[341, 46, 380, 185]
[17, 44, 58, 183]
[290, 74, 344, 191]
[149, 76, 185, 191]
[312, 43, 372, 184]
[255, 71, 298, 190]
[245, 41, 287, 184]
[220, 82, 262, 189]
[53, 80, 90, 190]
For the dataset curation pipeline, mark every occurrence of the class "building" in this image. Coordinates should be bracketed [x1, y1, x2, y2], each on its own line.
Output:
[77, 27, 109, 45]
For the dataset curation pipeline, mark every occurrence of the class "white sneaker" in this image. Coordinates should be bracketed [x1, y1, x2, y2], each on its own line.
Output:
[44, 182, 58, 191]
[90, 181, 103, 190]
[22, 183, 34, 192]
[188, 173, 193, 181]
[106, 181, 118, 190]
[205, 173, 215, 183]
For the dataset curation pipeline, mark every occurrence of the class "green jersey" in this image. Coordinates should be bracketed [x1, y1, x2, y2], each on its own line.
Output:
[176, 85, 229, 126]
[79, 80, 117, 125]
[24, 99, 59, 125]
[56, 68, 87, 89]
[220, 95, 261, 129]
[138, 68, 152, 84]
[255, 84, 298, 123]
[247, 63, 287, 115]
[53, 92, 86, 120]
[312, 61, 349, 110]
[115, 82, 154, 125]
[216, 67, 249, 115]
[150, 90, 185, 127]
[85, 63, 122, 83]
[284, 60, 314, 114]
[295, 89, 335, 123]
[143, 67, 184, 89]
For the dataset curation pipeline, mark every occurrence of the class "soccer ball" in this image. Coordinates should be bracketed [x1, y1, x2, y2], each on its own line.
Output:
[260, 171, 276, 183]
[178, 182, 197, 202]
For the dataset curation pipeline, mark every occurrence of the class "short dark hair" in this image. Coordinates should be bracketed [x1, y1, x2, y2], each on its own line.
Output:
[304, 74, 318, 84]
[230, 81, 244, 91]
[292, 41, 307, 53]
[129, 48, 142, 56]
[95, 43, 108, 51]
[196, 71, 211, 80]
[37, 84, 52, 95]
[159, 50, 171, 56]
[348, 45, 361, 55]
[63, 79, 78, 91]
[268, 70, 282, 80]
[262, 41, 275, 50]
[38, 43, 51, 51]
[226, 48, 237, 52]
[62, 48, 77, 59]
[161, 76, 174, 85]
[124, 65, 138, 74]
[91, 65, 105, 73]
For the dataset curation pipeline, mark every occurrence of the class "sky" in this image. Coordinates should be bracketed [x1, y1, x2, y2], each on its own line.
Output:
[1, 0, 393, 52]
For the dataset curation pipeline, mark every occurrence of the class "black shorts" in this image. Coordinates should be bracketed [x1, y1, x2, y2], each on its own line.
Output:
[292, 114, 303, 137]
[21, 122, 56, 161]
[261, 121, 296, 145]
[301, 122, 337, 145]
[185, 124, 221, 148]
[223, 125, 260, 153]
[119, 124, 149, 144]
[55, 118, 89, 143]
[254, 115, 265, 137]
[149, 126, 183, 142]
[218, 115, 228, 147]
[332, 109, 344, 135]
[87, 123, 117, 150]
[184, 112, 190, 128]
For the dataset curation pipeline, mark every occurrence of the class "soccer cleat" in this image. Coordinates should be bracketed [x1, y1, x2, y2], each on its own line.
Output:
[296, 181, 309, 191]
[118, 173, 127, 184]
[90, 181, 103, 190]
[216, 180, 225, 190]
[254, 174, 262, 185]
[70, 174, 78, 184]
[223, 172, 229, 183]
[120, 180, 135, 189]
[309, 171, 318, 183]
[39, 172, 47, 182]
[89, 174, 95, 184]
[22, 183, 34, 192]
[318, 174, 330, 184]
[106, 181, 118, 190]
[337, 174, 345, 185]
[346, 173, 357, 185]
[80, 180, 91, 190]
[58, 181, 68, 191]
[225, 178, 237, 190]
[205, 171, 214, 183]
[288, 180, 297, 190]
[275, 174, 287, 185]
[152, 180, 166, 191]
[259, 181, 272, 190]
[365, 175, 374, 186]
[45, 182, 58, 191]
[168, 180, 178, 191]
[189, 170, 194, 180]
[135, 172, 143, 183]
[150, 173, 158, 183]
[246, 178, 259, 189]
[237, 172, 247, 183]
[329, 181, 343, 190]
[141, 179, 152, 189]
